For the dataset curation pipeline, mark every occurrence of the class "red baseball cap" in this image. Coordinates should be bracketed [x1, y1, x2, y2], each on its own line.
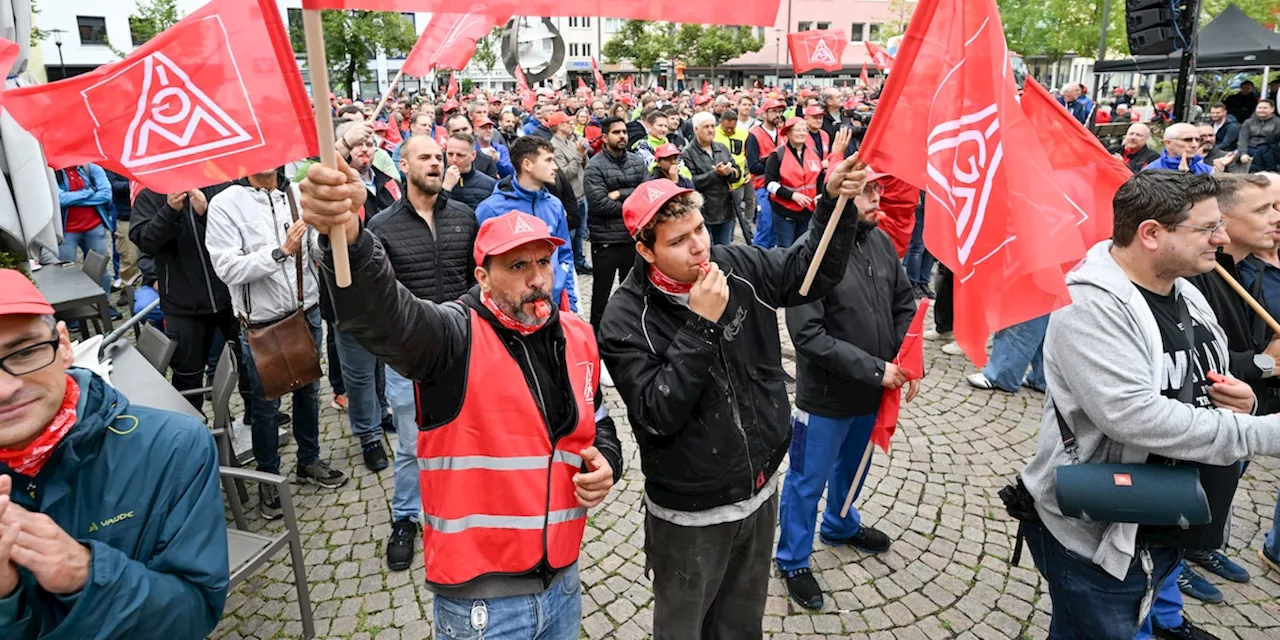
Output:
[653, 143, 682, 160]
[545, 111, 571, 127]
[802, 105, 824, 117]
[778, 116, 805, 135]
[0, 270, 55, 317]
[693, 95, 710, 106]
[442, 100, 460, 113]
[489, 96, 503, 104]
[473, 114, 494, 128]
[473, 212, 565, 266]
[623, 180, 693, 237]
[762, 98, 786, 112]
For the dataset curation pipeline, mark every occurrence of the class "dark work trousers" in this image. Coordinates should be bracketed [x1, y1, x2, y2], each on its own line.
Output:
[646, 493, 778, 640]
[324, 319, 346, 396]
[165, 309, 253, 417]
[590, 242, 638, 332]
[933, 265, 954, 334]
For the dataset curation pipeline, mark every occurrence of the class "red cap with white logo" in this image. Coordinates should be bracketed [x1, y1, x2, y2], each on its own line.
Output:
[0, 270, 54, 317]
[473, 212, 565, 266]
[653, 143, 682, 160]
[623, 179, 693, 237]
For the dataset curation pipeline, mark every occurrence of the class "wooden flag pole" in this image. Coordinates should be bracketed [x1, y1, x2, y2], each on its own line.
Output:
[839, 444, 874, 518]
[798, 195, 848, 296]
[1214, 262, 1280, 336]
[302, 9, 351, 288]
[369, 68, 406, 124]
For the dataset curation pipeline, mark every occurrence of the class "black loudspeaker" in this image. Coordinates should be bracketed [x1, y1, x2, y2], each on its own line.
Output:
[1126, 0, 1191, 56]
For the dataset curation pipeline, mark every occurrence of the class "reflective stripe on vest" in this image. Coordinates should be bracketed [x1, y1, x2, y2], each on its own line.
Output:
[416, 309, 599, 588]
[749, 126, 779, 190]
[770, 145, 821, 213]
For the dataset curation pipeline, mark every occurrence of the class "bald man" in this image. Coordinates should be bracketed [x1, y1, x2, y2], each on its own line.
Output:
[1114, 123, 1160, 173]
[1144, 123, 1215, 175]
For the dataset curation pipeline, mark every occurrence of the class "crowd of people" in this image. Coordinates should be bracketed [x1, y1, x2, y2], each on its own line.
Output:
[3, 73, 1280, 640]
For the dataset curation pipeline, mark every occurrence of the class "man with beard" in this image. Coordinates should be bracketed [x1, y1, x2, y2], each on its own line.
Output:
[1196, 122, 1239, 173]
[598, 156, 866, 639]
[777, 172, 917, 611]
[336, 121, 401, 216]
[367, 134, 479, 571]
[584, 116, 649, 340]
[296, 160, 623, 637]
[441, 133, 498, 212]
[745, 98, 786, 248]
[473, 114, 514, 178]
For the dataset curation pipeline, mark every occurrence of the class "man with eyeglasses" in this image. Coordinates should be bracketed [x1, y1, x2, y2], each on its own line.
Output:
[0, 269, 229, 638]
[1145, 123, 1216, 175]
[1196, 122, 1238, 173]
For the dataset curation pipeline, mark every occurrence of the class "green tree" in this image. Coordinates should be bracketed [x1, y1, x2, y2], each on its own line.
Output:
[674, 25, 764, 79]
[472, 26, 503, 77]
[30, 1, 48, 47]
[127, 0, 180, 47]
[602, 20, 673, 72]
[290, 10, 416, 99]
[883, 0, 917, 38]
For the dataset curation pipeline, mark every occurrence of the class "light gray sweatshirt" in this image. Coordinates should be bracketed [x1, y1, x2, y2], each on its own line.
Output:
[1022, 240, 1280, 581]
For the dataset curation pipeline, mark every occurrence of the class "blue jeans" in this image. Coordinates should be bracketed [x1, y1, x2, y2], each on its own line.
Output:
[385, 366, 420, 522]
[334, 329, 384, 446]
[1266, 490, 1280, 562]
[983, 315, 1049, 392]
[707, 219, 736, 245]
[434, 563, 582, 639]
[903, 198, 934, 285]
[571, 198, 589, 268]
[240, 307, 323, 474]
[752, 188, 775, 249]
[776, 411, 876, 571]
[1021, 520, 1182, 640]
[58, 224, 111, 293]
[773, 214, 810, 248]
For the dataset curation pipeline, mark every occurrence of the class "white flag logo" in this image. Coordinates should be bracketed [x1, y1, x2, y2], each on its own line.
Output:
[511, 216, 536, 234]
[644, 186, 665, 203]
[925, 104, 1002, 267]
[118, 52, 257, 170]
[810, 39, 837, 65]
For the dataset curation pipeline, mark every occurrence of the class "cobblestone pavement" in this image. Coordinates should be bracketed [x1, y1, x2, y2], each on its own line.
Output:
[206, 272, 1280, 640]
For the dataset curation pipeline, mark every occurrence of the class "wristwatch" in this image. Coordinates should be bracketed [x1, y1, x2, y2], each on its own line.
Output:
[1255, 353, 1275, 378]
[271, 248, 288, 263]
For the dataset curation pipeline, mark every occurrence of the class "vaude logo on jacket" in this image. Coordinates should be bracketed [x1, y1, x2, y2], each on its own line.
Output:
[925, 103, 1001, 266]
[83, 15, 264, 174]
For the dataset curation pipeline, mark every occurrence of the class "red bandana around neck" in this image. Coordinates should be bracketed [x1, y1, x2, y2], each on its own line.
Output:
[481, 290, 550, 336]
[648, 262, 711, 296]
[0, 375, 80, 477]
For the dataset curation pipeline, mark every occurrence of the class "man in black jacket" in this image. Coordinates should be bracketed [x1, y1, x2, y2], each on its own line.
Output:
[584, 116, 649, 335]
[777, 177, 917, 611]
[683, 112, 741, 245]
[368, 133, 480, 572]
[441, 132, 497, 212]
[444, 114, 499, 179]
[599, 157, 866, 639]
[297, 160, 622, 637]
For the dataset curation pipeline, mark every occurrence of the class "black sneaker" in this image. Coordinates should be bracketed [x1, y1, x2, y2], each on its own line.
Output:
[821, 525, 892, 554]
[782, 567, 823, 609]
[380, 412, 396, 433]
[275, 412, 292, 428]
[1154, 619, 1221, 640]
[362, 441, 389, 472]
[297, 460, 348, 489]
[575, 263, 593, 275]
[918, 282, 936, 299]
[259, 484, 283, 520]
[387, 518, 419, 571]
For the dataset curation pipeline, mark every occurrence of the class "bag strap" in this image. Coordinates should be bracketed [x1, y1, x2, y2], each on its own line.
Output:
[285, 187, 304, 309]
[1175, 295, 1196, 405]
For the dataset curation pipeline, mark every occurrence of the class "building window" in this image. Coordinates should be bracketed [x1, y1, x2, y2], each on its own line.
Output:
[582, 17, 591, 28]
[798, 21, 812, 32]
[756, 27, 765, 39]
[851, 23, 865, 42]
[605, 18, 623, 33]
[583, 43, 592, 57]
[570, 43, 578, 56]
[868, 23, 883, 42]
[568, 17, 590, 28]
[817, 21, 831, 31]
[568, 17, 576, 27]
[128, 17, 149, 46]
[77, 16, 108, 45]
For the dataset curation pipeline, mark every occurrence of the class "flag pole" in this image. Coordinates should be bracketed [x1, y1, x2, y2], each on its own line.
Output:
[1214, 263, 1280, 336]
[839, 444, 874, 518]
[302, 9, 352, 288]
[798, 196, 848, 295]
[369, 67, 406, 124]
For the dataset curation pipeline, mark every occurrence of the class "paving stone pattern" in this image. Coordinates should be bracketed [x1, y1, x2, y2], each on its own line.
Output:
[206, 275, 1280, 640]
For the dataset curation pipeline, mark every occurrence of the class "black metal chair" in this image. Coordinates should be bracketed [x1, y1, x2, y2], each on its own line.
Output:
[135, 324, 176, 374]
[182, 346, 250, 513]
[57, 250, 111, 341]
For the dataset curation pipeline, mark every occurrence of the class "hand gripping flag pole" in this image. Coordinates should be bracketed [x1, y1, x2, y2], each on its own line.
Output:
[798, 154, 863, 296]
[302, 9, 352, 288]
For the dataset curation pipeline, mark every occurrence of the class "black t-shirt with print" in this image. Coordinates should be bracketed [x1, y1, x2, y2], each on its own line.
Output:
[1136, 285, 1240, 550]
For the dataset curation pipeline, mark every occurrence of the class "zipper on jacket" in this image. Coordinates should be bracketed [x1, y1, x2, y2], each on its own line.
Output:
[720, 348, 755, 492]
[187, 207, 218, 310]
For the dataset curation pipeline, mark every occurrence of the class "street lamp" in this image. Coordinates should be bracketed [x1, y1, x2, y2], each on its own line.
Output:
[49, 28, 67, 80]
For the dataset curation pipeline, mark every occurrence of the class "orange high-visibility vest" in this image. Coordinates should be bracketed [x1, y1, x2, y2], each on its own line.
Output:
[749, 126, 779, 190]
[770, 145, 822, 214]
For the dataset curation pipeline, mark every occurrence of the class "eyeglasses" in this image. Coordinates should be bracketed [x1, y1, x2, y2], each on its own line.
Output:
[0, 335, 60, 376]
[1170, 220, 1226, 235]
[1170, 137, 1198, 143]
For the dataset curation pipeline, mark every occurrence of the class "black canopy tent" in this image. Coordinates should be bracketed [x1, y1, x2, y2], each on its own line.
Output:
[1094, 5, 1280, 73]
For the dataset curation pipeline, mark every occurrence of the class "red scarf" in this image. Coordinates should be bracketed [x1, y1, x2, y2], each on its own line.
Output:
[481, 291, 549, 336]
[648, 262, 711, 296]
[0, 375, 79, 477]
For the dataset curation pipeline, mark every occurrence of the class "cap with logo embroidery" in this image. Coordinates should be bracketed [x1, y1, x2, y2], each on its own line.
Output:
[623, 179, 693, 237]
[473, 212, 565, 265]
[653, 143, 682, 160]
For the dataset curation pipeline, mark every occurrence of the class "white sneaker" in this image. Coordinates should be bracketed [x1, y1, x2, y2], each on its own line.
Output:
[923, 329, 953, 341]
[600, 363, 615, 387]
[966, 372, 998, 390]
[941, 341, 964, 356]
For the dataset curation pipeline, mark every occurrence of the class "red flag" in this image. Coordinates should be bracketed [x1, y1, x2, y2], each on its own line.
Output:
[514, 65, 535, 111]
[787, 29, 846, 74]
[577, 76, 589, 92]
[702, 80, 710, 96]
[859, 64, 870, 87]
[301, 0, 779, 27]
[7, 0, 316, 194]
[128, 180, 144, 205]
[403, 12, 506, 77]
[373, 120, 401, 154]
[447, 72, 459, 99]
[865, 41, 895, 70]
[590, 57, 607, 91]
[871, 299, 930, 452]
[858, 0, 1086, 366]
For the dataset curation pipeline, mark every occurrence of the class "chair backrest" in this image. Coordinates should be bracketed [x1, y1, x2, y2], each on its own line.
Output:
[136, 323, 176, 373]
[210, 345, 238, 431]
[82, 250, 108, 283]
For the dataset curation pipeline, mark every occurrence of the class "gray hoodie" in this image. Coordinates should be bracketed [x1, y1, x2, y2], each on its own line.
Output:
[1022, 240, 1280, 581]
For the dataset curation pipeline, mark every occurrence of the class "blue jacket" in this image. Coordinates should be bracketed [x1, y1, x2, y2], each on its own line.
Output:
[1215, 114, 1240, 151]
[1056, 96, 1090, 125]
[1144, 150, 1214, 175]
[474, 176, 579, 312]
[0, 370, 229, 640]
[56, 164, 115, 232]
[479, 140, 514, 178]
